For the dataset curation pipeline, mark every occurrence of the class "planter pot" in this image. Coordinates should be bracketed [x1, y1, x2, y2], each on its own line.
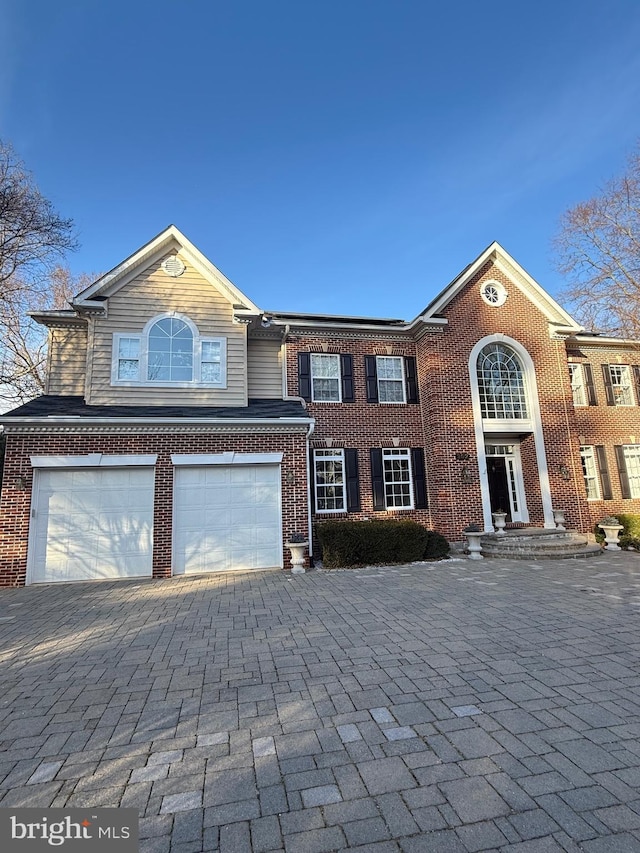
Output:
[552, 508, 567, 531]
[286, 541, 308, 573]
[492, 512, 507, 535]
[464, 531, 483, 560]
[597, 524, 623, 551]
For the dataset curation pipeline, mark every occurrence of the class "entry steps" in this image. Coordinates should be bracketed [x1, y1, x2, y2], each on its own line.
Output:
[480, 527, 602, 560]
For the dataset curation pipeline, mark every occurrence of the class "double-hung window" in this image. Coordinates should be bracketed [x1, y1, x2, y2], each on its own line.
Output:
[619, 445, 640, 498]
[116, 337, 141, 380]
[569, 364, 586, 407]
[310, 354, 341, 402]
[605, 365, 634, 406]
[382, 448, 413, 508]
[377, 357, 405, 403]
[580, 446, 600, 499]
[314, 449, 346, 512]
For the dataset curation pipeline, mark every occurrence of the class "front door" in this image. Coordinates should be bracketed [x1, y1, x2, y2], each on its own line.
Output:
[484, 442, 528, 523]
[487, 457, 511, 518]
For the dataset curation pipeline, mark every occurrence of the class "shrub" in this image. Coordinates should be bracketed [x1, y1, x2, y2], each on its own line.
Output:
[315, 519, 449, 568]
[594, 513, 640, 549]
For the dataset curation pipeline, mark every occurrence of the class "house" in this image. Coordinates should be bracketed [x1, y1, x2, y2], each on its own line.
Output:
[1, 225, 640, 586]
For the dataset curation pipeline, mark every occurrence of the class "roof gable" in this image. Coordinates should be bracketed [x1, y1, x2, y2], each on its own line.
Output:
[416, 242, 582, 333]
[73, 225, 261, 313]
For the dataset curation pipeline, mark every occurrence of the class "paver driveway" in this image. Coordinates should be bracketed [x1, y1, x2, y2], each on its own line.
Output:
[2, 553, 640, 852]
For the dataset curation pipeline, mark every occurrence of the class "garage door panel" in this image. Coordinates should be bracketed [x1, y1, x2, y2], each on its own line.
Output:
[29, 468, 154, 584]
[174, 464, 282, 574]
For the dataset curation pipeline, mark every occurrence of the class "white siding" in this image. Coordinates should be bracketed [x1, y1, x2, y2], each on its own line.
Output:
[247, 338, 283, 398]
[47, 326, 88, 396]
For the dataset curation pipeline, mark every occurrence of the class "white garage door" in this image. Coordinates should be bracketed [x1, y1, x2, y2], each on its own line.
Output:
[29, 468, 155, 583]
[173, 465, 282, 573]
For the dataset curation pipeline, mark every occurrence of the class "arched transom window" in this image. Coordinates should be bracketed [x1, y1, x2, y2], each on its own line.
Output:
[477, 343, 528, 419]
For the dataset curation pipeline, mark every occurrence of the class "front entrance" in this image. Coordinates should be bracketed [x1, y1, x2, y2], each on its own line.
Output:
[485, 442, 527, 523]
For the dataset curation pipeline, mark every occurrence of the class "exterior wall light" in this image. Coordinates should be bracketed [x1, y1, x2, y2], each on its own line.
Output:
[559, 464, 570, 481]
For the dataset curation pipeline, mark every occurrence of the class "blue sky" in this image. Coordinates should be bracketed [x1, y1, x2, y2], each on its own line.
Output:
[2, 0, 640, 320]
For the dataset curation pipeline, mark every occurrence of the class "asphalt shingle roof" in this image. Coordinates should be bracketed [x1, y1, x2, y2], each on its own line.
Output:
[2, 395, 309, 420]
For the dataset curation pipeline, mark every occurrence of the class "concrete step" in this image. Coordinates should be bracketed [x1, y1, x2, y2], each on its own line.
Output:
[479, 528, 602, 560]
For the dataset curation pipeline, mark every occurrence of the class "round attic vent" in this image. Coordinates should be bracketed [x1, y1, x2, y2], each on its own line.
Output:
[161, 256, 186, 277]
[480, 280, 507, 307]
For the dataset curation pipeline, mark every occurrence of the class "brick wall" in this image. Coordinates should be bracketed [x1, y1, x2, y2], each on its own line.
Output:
[286, 337, 433, 538]
[0, 429, 309, 587]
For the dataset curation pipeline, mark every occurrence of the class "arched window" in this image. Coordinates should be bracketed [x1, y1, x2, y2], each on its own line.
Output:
[147, 317, 194, 382]
[477, 343, 528, 419]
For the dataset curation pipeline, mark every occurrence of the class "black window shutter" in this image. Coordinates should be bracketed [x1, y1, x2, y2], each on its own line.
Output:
[344, 449, 361, 512]
[370, 448, 385, 510]
[614, 445, 632, 499]
[583, 363, 597, 405]
[633, 366, 640, 406]
[298, 352, 311, 402]
[602, 364, 615, 406]
[411, 447, 428, 509]
[595, 446, 612, 500]
[405, 356, 419, 404]
[365, 356, 379, 403]
[341, 354, 354, 402]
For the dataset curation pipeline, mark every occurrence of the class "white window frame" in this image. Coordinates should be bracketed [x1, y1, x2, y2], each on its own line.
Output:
[579, 445, 600, 500]
[609, 365, 633, 406]
[314, 449, 346, 513]
[377, 356, 406, 404]
[623, 445, 640, 498]
[382, 448, 414, 509]
[111, 313, 227, 388]
[310, 354, 342, 403]
[569, 364, 587, 407]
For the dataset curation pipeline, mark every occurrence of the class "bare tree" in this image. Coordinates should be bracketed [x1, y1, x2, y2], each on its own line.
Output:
[0, 140, 81, 405]
[554, 144, 640, 337]
[0, 140, 77, 293]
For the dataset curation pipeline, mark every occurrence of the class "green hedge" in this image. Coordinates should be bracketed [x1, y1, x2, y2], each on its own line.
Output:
[594, 513, 640, 550]
[316, 519, 449, 568]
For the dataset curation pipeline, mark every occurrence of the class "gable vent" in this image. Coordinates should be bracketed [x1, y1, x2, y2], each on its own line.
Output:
[161, 256, 186, 277]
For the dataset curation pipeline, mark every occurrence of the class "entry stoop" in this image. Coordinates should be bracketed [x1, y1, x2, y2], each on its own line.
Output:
[480, 527, 602, 560]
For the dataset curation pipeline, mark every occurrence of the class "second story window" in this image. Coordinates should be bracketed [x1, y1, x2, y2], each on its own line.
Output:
[477, 343, 528, 419]
[377, 357, 405, 403]
[148, 318, 193, 382]
[311, 354, 341, 402]
[112, 314, 226, 388]
[568, 364, 586, 407]
[603, 364, 634, 406]
[364, 355, 418, 404]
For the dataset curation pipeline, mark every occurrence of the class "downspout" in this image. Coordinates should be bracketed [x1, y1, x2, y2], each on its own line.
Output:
[305, 419, 316, 562]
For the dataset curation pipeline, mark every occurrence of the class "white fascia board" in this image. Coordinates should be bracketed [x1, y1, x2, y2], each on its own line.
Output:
[417, 242, 582, 329]
[172, 452, 284, 466]
[569, 334, 640, 347]
[73, 225, 262, 312]
[30, 454, 158, 467]
[271, 318, 414, 334]
[418, 242, 499, 320]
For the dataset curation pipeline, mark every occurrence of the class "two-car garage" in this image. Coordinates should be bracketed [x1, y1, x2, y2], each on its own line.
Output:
[27, 453, 284, 584]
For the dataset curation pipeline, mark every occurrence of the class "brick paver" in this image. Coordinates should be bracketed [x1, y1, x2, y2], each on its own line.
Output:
[2, 553, 640, 850]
